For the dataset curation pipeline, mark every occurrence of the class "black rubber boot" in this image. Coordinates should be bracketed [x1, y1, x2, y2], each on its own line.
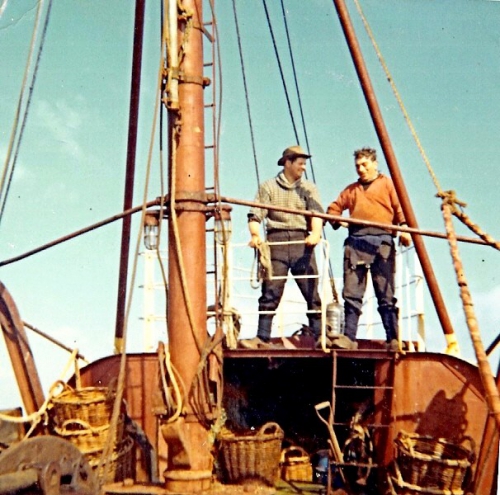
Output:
[257, 315, 274, 342]
[309, 318, 322, 340]
[343, 305, 360, 342]
[378, 305, 399, 342]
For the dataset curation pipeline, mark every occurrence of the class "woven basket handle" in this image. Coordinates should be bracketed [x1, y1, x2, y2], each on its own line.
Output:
[58, 418, 104, 435]
[257, 422, 282, 438]
[281, 446, 309, 463]
[49, 380, 74, 398]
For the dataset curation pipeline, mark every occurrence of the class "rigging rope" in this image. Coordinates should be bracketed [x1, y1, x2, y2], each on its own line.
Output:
[0, 349, 78, 434]
[231, 0, 260, 186]
[279, 0, 340, 292]
[352, 0, 442, 194]
[252, 1, 340, 294]
[152, 0, 169, 329]
[441, 195, 500, 430]
[436, 191, 500, 252]
[353, 0, 500, 252]
[98, 4, 164, 484]
[0, 0, 8, 17]
[0, 0, 52, 225]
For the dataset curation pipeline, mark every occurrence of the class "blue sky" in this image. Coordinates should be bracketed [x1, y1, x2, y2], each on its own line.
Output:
[0, 0, 500, 408]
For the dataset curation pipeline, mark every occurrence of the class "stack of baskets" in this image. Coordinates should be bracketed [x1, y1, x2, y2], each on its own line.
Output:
[279, 445, 313, 482]
[218, 422, 284, 486]
[389, 431, 475, 495]
[49, 382, 133, 483]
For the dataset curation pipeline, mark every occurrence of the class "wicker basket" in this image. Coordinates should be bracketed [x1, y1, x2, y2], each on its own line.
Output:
[50, 382, 116, 428]
[218, 422, 284, 486]
[86, 436, 135, 484]
[394, 431, 474, 492]
[53, 416, 125, 454]
[279, 446, 313, 482]
[388, 462, 464, 495]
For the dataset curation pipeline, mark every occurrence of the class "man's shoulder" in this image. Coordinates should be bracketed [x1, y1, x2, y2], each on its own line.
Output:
[300, 178, 320, 190]
[259, 176, 280, 188]
[341, 180, 361, 192]
[375, 173, 397, 191]
[376, 173, 393, 184]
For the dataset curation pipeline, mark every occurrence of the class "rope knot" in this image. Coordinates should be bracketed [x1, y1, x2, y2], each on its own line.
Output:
[436, 190, 467, 210]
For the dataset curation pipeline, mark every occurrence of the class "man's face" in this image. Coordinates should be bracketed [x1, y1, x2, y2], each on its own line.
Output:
[284, 156, 307, 182]
[355, 155, 378, 182]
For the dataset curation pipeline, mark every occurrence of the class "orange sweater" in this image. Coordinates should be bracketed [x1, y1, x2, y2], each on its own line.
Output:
[327, 174, 405, 234]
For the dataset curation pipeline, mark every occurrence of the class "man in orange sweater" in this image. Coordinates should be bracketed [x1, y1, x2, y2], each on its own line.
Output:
[327, 147, 412, 350]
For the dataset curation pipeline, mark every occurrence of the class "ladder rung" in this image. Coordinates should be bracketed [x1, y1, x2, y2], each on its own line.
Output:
[333, 385, 394, 390]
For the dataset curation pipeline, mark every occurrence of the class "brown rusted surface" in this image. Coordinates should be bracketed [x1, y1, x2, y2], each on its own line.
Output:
[374, 352, 496, 492]
[77, 353, 165, 483]
[473, 359, 500, 494]
[164, 0, 214, 491]
[78, 349, 497, 494]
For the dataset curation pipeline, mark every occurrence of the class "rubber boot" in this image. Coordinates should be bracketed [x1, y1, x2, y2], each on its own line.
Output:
[257, 315, 274, 342]
[343, 305, 360, 342]
[309, 318, 322, 340]
[378, 305, 399, 342]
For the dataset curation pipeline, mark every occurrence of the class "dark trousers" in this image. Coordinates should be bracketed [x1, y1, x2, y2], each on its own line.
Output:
[257, 230, 322, 340]
[342, 241, 399, 342]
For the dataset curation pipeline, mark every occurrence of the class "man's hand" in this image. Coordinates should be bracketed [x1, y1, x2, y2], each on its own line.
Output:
[329, 220, 348, 230]
[249, 233, 262, 248]
[248, 220, 262, 248]
[305, 232, 321, 246]
[399, 232, 412, 247]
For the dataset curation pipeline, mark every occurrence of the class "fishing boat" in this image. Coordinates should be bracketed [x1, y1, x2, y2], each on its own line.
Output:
[0, 0, 498, 494]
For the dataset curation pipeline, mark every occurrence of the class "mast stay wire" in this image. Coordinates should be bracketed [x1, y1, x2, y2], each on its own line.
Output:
[263, 0, 339, 296]
[0, 0, 53, 226]
[231, 0, 261, 187]
[261, 0, 300, 151]
[278, 0, 317, 185]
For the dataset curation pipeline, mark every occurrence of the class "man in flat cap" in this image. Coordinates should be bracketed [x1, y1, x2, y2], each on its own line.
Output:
[241, 145, 324, 349]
